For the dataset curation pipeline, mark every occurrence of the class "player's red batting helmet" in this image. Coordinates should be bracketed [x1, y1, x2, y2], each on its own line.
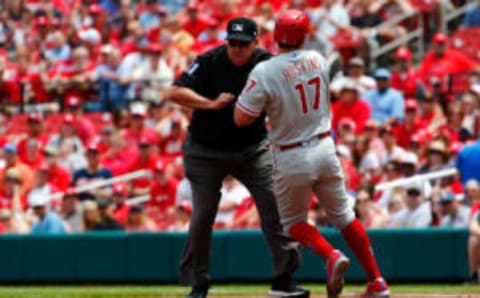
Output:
[274, 9, 310, 47]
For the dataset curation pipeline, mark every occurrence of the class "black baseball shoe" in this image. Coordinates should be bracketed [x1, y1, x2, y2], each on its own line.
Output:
[269, 274, 310, 297]
[186, 285, 208, 298]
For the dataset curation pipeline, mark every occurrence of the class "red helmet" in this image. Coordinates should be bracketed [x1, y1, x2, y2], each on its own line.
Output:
[274, 9, 310, 47]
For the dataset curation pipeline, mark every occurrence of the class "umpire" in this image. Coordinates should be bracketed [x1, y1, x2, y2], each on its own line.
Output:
[164, 17, 308, 298]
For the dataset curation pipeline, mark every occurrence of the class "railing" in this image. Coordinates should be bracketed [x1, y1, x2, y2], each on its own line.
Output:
[376, 167, 457, 191]
[441, 0, 477, 34]
[47, 169, 152, 201]
[369, 10, 424, 69]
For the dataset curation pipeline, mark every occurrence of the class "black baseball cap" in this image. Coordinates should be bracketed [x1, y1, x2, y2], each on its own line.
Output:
[226, 17, 258, 42]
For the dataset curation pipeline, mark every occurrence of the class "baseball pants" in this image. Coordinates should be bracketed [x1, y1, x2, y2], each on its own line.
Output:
[272, 136, 355, 231]
[179, 135, 300, 288]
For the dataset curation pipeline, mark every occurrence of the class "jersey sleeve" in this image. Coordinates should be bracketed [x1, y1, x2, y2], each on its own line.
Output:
[236, 66, 268, 117]
[173, 55, 207, 91]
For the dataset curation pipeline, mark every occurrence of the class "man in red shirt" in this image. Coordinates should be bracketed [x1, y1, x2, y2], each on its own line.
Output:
[112, 182, 131, 225]
[65, 96, 96, 144]
[390, 47, 424, 98]
[159, 119, 185, 163]
[331, 80, 371, 134]
[129, 136, 160, 196]
[181, 3, 212, 38]
[16, 113, 50, 160]
[393, 99, 426, 149]
[43, 145, 71, 192]
[0, 57, 21, 104]
[123, 104, 160, 150]
[418, 32, 480, 93]
[0, 168, 27, 210]
[147, 160, 178, 229]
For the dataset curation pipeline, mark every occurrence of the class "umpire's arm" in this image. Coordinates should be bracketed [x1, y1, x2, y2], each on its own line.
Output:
[164, 86, 234, 110]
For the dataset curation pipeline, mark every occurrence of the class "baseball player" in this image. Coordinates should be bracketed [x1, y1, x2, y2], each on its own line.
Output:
[234, 10, 390, 298]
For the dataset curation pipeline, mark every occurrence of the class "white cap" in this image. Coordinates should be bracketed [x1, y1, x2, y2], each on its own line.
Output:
[29, 192, 49, 208]
[78, 28, 101, 44]
[401, 151, 419, 165]
[130, 103, 147, 116]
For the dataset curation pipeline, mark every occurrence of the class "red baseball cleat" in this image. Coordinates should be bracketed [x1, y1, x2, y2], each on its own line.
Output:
[326, 250, 350, 298]
[363, 277, 390, 298]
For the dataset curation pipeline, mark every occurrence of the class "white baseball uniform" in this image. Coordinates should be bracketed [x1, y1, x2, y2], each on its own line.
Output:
[237, 50, 355, 230]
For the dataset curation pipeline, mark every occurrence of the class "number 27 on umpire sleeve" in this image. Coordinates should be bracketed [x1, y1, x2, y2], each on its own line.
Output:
[294, 76, 320, 114]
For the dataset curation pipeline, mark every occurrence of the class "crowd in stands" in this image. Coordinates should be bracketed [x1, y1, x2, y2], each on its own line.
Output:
[0, 0, 480, 234]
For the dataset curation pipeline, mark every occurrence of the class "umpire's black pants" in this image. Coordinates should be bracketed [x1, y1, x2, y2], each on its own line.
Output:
[179, 135, 300, 288]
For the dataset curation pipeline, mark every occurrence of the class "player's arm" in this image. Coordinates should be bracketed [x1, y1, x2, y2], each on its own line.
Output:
[234, 68, 267, 127]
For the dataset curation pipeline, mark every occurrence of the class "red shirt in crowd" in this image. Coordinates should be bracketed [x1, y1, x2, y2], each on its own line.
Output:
[393, 120, 426, 149]
[148, 179, 178, 211]
[114, 204, 131, 225]
[128, 154, 160, 189]
[182, 16, 212, 38]
[391, 69, 421, 98]
[47, 164, 72, 192]
[332, 98, 371, 133]
[0, 189, 27, 210]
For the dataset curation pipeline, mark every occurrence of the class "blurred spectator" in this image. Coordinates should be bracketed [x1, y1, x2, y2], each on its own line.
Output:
[82, 200, 100, 231]
[20, 138, 45, 170]
[466, 179, 480, 208]
[92, 198, 124, 231]
[132, 43, 174, 102]
[16, 113, 49, 161]
[352, 135, 381, 183]
[390, 47, 425, 99]
[393, 99, 425, 149]
[0, 208, 29, 234]
[27, 163, 61, 209]
[175, 177, 192, 207]
[43, 145, 72, 192]
[123, 103, 160, 149]
[214, 176, 250, 229]
[64, 96, 96, 144]
[181, 2, 214, 38]
[139, 0, 163, 31]
[419, 93, 447, 134]
[417, 33, 480, 94]
[439, 191, 470, 228]
[379, 126, 405, 165]
[336, 144, 360, 192]
[194, 18, 226, 54]
[61, 190, 83, 233]
[147, 160, 177, 229]
[129, 137, 159, 196]
[0, 168, 27, 210]
[0, 144, 34, 194]
[112, 182, 130, 225]
[159, 119, 185, 162]
[457, 137, 480, 185]
[44, 31, 71, 64]
[460, 92, 479, 139]
[385, 190, 406, 227]
[389, 181, 432, 228]
[462, 0, 480, 28]
[0, 57, 21, 104]
[93, 46, 133, 111]
[355, 187, 388, 228]
[313, 0, 350, 38]
[332, 80, 371, 134]
[29, 192, 67, 234]
[72, 142, 113, 200]
[169, 202, 192, 232]
[48, 114, 85, 156]
[126, 205, 157, 232]
[330, 57, 376, 96]
[363, 68, 405, 125]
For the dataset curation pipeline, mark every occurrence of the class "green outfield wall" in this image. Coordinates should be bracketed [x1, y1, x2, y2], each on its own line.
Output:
[0, 228, 469, 283]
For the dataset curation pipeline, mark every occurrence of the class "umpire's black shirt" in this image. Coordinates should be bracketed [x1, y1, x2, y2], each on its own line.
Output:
[174, 45, 272, 151]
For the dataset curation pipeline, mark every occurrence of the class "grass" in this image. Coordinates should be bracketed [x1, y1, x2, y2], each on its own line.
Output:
[0, 284, 479, 297]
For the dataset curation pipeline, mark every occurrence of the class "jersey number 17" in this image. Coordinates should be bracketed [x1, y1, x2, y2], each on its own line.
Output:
[294, 76, 321, 114]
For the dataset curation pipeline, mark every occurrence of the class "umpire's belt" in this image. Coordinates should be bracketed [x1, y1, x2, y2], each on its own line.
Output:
[278, 131, 331, 151]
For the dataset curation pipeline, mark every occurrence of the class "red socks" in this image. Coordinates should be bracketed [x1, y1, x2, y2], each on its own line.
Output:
[342, 219, 381, 281]
[289, 221, 334, 259]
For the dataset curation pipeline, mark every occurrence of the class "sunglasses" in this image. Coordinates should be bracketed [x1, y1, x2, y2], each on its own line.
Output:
[406, 189, 421, 197]
[228, 40, 251, 48]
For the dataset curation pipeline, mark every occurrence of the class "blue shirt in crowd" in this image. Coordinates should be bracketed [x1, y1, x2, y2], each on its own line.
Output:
[462, 6, 480, 27]
[456, 139, 480, 184]
[73, 168, 113, 200]
[362, 88, 405, 123]
[31, 212, 67, 234]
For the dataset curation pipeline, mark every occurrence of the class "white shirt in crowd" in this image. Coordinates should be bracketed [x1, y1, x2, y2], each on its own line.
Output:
[214, 182, 250, 225]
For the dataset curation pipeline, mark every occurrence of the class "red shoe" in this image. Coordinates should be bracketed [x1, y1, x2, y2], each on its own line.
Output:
[326, 250, 350, 298]
[364, 277, 390, 298]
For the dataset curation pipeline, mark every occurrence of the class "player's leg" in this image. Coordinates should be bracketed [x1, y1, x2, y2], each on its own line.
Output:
[180, 145, 227, 297]
[468, 234, 480, 283]
[313, 146, 389, 298]
[233, 141, 307, 297]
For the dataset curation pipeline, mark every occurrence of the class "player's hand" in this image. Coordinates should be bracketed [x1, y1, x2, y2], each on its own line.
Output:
[209, 93, 235, 110]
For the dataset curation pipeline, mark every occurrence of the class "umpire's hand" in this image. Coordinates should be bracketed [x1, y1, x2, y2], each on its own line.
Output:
[209, 93, 235, 110]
